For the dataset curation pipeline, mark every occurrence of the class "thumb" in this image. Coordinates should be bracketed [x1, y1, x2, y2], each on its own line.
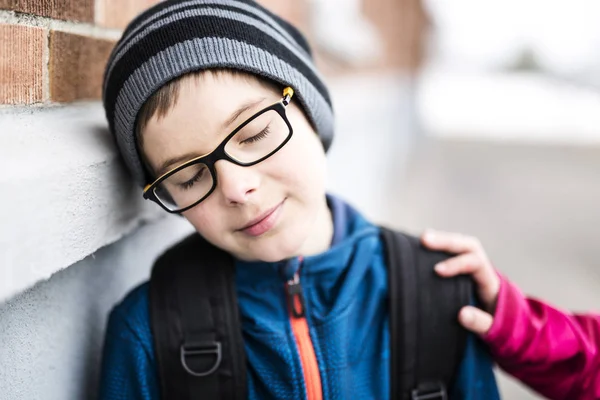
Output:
[458, 306, 494, 335]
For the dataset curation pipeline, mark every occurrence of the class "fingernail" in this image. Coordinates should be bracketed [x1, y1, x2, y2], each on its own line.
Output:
[424, 231, 436, 242]
[461, 308, 474, 323]
[434, 263, 446, 272]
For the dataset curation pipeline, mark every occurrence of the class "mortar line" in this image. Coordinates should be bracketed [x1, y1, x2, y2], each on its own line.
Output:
[0, 9, 122, 41]
[42, 29, 50, 103]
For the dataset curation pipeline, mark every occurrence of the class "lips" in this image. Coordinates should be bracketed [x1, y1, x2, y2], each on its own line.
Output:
[238, 199, 285, 237]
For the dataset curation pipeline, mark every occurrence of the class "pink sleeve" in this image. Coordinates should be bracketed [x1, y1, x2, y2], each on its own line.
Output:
[481, 275, 600, 400]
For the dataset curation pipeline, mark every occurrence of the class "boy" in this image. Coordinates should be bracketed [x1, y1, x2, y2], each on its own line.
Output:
[99, 1, 500, 398]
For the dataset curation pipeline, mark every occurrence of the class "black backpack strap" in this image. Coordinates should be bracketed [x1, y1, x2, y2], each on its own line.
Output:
[149, 233, 246, 400]
[380, 227, 472, 400]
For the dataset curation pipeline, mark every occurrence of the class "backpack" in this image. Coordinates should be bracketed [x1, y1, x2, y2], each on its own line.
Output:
[149, 226, 472, 400]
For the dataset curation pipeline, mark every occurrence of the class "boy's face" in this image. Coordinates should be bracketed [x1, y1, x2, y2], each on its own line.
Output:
[141, 72, 329, 262]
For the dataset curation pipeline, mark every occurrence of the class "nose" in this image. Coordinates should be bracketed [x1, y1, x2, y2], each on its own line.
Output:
[214, 160, 259, 205]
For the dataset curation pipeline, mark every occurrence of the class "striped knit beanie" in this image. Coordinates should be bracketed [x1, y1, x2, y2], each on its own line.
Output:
[102, 0, 334, 187]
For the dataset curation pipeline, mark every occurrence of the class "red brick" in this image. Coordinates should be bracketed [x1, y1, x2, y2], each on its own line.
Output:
[256, 0, 308, 32]
[0, 0, 94, 23]
[0, 24, 45, 104]
[363, 0, 428, 71]
[96, 0, 162, 29]
[49, 31, 115, 102]
[315, 0, 428, 77]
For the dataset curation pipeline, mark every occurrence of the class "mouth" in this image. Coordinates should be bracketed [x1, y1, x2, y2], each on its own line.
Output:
[238, 199, 286, 237]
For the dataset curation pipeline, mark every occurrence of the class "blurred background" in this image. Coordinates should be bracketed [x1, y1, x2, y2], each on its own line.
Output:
[1, 0, 599, 398]
[320, 1, 600, 398]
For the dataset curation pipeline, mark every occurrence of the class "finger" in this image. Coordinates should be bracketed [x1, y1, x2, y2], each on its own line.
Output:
[434, 253, 484, 277]
[435, 253, 500, 309]
[458, 306, 494, 335]
[421, 229, 480, 254]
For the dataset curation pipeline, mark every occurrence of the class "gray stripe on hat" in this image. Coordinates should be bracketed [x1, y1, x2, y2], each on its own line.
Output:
[104, 0, 310, 91]
[113, 36, 334, 186]
[104, 6, 323, 97]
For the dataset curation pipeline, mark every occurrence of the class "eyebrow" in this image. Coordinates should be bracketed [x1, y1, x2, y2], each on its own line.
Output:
[156, 152, 202, 177]
[156, 97, 268, 176]
[222, 96, 267, 131]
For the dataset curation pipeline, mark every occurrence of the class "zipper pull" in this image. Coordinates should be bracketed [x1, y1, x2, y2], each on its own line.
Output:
[286, 272, 306, 318]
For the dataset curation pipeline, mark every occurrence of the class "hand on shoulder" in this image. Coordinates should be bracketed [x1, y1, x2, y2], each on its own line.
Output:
[421, 230, 501, 335]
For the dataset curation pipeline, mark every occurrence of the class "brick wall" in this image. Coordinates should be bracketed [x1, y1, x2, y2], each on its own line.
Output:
[0, 0, 161, 105]
[0, 0, 425, 105]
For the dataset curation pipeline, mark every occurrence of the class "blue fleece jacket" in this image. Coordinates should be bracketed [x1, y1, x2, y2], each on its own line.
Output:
[99, 196, 500, 399]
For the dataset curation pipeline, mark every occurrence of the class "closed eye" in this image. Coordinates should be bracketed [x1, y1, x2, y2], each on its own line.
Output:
[179, 168, 207, 190]
[240, 126, 271, 144]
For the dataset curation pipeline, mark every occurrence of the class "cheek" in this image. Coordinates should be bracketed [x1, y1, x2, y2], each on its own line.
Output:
[263, 132, 326, 197]
[182, 201, 223, 239]
[265, 108, 327, 190]
[291, 130, 327, 189]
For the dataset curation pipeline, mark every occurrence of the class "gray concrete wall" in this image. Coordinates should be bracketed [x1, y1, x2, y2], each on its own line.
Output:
[0, 216, 191, 400]
[0, 104, 163, 302]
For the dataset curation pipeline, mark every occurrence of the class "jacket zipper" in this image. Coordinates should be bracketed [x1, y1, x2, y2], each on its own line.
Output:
[286, 264, 323, 400]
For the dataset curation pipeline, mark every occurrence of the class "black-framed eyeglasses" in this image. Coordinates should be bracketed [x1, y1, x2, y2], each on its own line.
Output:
[143, 87, 295, 213]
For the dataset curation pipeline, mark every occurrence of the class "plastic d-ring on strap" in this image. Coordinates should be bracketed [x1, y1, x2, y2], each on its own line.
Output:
[411, 382, 448, 400]
[180, 341, 222, 377]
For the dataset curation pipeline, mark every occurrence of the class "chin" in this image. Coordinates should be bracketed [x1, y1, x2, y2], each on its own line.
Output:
[248, 245, 295, 263]
[254, 252, 288, 263]
[245, 233, 303, 262]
